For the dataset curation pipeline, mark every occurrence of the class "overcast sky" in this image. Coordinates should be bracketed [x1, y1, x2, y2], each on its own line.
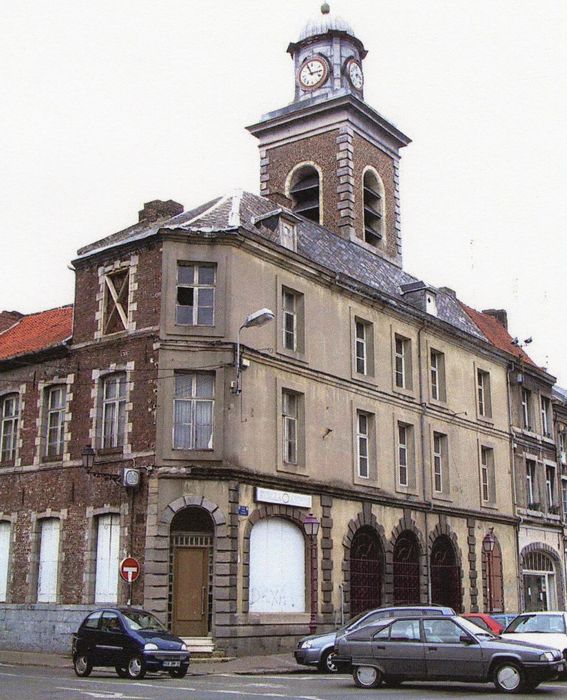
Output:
[1, 1, 566, 383]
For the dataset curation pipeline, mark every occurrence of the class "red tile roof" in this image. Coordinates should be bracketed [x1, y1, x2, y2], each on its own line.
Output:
[460, 303, 537, 367]
[0, 306, 73, 361]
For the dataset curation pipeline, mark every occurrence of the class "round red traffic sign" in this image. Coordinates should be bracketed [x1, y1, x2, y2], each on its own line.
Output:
[119, 557, 141, 583]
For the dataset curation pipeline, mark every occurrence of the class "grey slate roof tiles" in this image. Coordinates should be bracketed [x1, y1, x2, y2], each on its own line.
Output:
[77, 189, 485, 340]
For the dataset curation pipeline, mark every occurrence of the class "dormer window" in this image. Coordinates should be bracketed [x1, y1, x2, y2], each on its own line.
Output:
[280, 220, 297, 252]
[288, 164, 320, 224]
[362, 169, 384, 246]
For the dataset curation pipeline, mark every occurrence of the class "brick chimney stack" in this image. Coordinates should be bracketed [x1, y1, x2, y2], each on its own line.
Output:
[482, 308, 508, 330]
[138, 200, 184, 223]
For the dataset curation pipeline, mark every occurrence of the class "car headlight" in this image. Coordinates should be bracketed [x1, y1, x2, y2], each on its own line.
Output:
[180, 643, 188, 651]
[144, 643, 159, 651]
[301, 640, 313, 649]
[540, 651, 556, 662]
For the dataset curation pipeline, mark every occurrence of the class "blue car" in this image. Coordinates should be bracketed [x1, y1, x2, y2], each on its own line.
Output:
[72, 607, 190, 679]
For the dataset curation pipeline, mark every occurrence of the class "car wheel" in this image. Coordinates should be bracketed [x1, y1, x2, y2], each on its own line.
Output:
[168, 667, 188, 678]
[115, 665, 129, 678]
[73, 652, 92, 677]
[493, 662, 525, 694]
[318, 649, 339, 673]
[353, 665, 382, 689]
[126, 655, 146, 680]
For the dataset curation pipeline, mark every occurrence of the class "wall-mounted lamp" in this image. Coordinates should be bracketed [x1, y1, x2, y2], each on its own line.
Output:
[81, 445, 140, 488]
[482, 527, 496, 554]
[232, 308, 274, 394]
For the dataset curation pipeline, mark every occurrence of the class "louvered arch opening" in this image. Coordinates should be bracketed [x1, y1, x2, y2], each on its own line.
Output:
[289, 165, 320, 224]
[363, 169, 384, 246]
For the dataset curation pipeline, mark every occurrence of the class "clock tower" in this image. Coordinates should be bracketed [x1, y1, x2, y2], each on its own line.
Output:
[247, 3, 411, 267]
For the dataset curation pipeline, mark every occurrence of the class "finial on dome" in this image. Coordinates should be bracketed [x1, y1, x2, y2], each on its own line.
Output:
[321, 3, 330, 14]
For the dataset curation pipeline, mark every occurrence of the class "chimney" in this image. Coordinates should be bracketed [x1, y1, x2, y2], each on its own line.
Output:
[439, 286, 457, 298]
[0, 310, 24, 332]
[482, 308, 508, 330]
[138, 199, 184, 223]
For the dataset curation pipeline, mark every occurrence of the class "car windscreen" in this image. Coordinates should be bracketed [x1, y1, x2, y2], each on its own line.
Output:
[341, 610, 377, 632]
[122, 610, 167, 632]
[456, 616, 496, 639]
[505, 614, 566, 634]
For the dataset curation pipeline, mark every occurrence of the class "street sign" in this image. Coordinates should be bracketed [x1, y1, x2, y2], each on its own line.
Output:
[119, 557, 141, 583]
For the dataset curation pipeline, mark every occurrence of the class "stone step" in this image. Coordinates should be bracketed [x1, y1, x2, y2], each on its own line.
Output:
[182, 637, 216, 654]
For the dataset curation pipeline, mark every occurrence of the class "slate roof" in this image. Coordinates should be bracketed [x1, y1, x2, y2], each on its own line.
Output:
[77, 189, 485, 341]
[0, 306, 73, 362]
[460, 303, 537, 367]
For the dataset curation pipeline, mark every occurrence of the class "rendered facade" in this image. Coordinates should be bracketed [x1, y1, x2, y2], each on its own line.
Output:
[0, 7, 565, 654]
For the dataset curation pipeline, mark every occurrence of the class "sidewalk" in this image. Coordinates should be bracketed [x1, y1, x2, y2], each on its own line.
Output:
[0, 649, 301, 675]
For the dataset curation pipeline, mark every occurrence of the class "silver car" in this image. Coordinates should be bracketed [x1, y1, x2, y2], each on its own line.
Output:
[294, 605, 454, 673]
[334, 614, 564, 693]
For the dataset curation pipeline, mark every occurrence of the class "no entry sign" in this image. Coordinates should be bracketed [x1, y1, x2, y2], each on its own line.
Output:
[119, 557, 141, 583]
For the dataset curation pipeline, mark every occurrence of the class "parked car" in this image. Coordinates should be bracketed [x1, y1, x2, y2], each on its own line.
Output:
[501, 611, 567, 672]
[462, 612, 504, 634]
[294, 605, 455, 673]
[72, 607, 190, 679]
[492, 613, 520, 629]
[334, 613, 564, 693]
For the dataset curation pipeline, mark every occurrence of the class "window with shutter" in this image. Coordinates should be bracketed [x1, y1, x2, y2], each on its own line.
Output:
[95, 514, 120, 603]
[37, 518, 60, 603]
[0, 522, 10, 602]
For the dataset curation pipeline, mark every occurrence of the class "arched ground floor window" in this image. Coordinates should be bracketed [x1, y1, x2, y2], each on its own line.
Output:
[430, 535, 462, 612]
[350, 526, 383, 615]
[522, 550, 557, 611]
[393, 530, 420, 605]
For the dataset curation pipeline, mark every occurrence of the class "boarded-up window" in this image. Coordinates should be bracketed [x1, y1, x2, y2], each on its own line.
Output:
[37, 518, 60, 602]
[249, 518, 305, 613]
[95, 514, 120, 603]
[103, 269, 130, 335]
[0, 522, 10, 602]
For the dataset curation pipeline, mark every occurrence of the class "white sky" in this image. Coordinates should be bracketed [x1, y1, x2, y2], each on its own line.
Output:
[1, 1, 566, 382]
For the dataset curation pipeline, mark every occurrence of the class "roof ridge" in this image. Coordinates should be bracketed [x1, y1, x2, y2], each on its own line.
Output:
[182, 191, 233, 227]
[228, 188, 243, 227]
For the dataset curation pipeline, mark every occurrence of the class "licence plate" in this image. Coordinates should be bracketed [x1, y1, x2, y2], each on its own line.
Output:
[163, 661, 180, 668]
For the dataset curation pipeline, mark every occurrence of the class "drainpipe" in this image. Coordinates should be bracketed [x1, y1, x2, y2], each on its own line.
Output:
[506, 365, 522, 612]
[417, 324, 432, 604]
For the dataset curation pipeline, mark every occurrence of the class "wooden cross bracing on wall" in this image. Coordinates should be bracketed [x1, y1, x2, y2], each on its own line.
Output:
[104, 269, 130, 334]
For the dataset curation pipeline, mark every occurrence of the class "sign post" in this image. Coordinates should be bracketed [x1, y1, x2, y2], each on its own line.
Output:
[119, 556, 141, 606]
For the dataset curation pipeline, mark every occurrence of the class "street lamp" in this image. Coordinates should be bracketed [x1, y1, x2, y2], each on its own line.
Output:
[232, 308, 274, 394]
[303, 513, 320, 634]
[483, 528, 496, 612]
[81, 445, 95, 471]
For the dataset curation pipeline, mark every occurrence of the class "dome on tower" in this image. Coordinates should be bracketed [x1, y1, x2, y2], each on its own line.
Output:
[297, 4, 356, 42]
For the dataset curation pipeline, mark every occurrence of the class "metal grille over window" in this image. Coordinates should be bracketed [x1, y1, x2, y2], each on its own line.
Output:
[430, 536, 462, 612]
[173, 373, 214, 450]
[393, 531, 420, 605]
[102, 374, 127, 448]
[0, 394, 19, 463]
[282, 390, 298, 464]
[363, 170, 384, 246]
[46, 386, 66, 458]
[176, 264, 216, 326]
[350, 527, 383, 616]
[103, 269, 130, 334]
[289, 166, 320, 223]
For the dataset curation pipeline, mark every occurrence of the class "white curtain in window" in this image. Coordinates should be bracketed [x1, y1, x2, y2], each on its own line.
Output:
[37, 519, 60, 602]
[95, 514, 120, 603]
[249, 518, 305, 613]
[0, 522, 10, 602]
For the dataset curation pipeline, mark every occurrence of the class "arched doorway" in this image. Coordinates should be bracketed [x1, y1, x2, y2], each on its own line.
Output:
[430, 536, 462, 612]
[169, 507, 214, 637]
[393, 530, 420, 605]
[523, 550, 557, 611]
[350, 527, 383, 615]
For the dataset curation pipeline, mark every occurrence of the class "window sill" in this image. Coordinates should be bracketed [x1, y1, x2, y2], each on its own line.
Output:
[246, 612, 310, 624]
[480, 502, 499, 511]
[395, 484, 419, 497]
[0, 460, 15, 468]
[41, 455, 63, 464]
[277, 348, 308, 364]
[477, 415, 494, 425]
[432, 492, 453, 503]
[98, 447, 124, 456]
[392, 386, 416, 400]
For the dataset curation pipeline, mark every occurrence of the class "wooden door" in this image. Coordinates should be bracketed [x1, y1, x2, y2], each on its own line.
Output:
[172, 547, 209, 636]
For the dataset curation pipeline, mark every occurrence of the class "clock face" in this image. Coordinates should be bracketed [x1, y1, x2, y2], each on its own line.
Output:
[347, 60, 363, 90]
[298, 58, 328, 89]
